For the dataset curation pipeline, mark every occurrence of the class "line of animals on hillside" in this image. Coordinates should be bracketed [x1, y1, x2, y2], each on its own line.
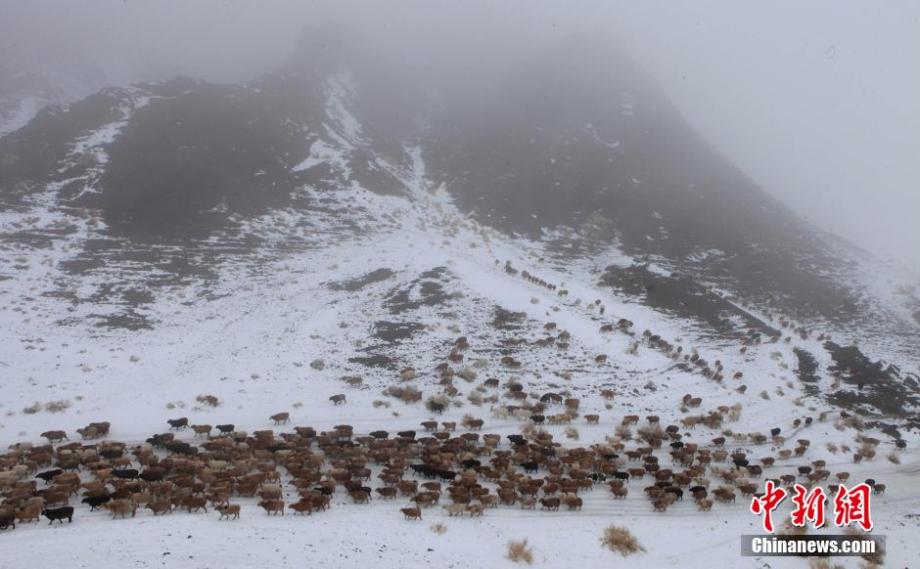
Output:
[0, 397, 895, 531]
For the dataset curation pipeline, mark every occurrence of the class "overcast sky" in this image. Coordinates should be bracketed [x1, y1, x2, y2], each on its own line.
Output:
[2, 0, 918, 267]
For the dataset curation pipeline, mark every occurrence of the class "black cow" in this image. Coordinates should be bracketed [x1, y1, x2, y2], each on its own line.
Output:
[42, 507, 74, 525]
[665, 487, 684, 501]
[81, 495, 111, 511]
[520, 461, 539, 473]
[36, 469, 63, 483]
[0, 513, 14, 530]
[167, 417, 189, 430]
[216, 424, 235, 434]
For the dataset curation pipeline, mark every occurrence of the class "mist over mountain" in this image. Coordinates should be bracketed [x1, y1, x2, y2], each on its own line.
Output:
[1, 10, 919, 569]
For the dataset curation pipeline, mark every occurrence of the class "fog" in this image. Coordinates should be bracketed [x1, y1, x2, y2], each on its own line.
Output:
[2, 0, 918, 266]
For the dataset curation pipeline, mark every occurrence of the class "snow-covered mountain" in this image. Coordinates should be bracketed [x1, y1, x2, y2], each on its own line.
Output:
[0, 29, 917, 569]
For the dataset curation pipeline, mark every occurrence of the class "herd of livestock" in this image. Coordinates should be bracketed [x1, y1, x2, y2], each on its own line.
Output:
[0, 399, 891, 532]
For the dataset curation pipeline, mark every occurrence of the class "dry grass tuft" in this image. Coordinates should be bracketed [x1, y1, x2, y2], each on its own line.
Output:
[196, 394, 220, 407]
[600, 526, 645, 556]
[507, 540, 534, 564]
[44, 400, 71, 413]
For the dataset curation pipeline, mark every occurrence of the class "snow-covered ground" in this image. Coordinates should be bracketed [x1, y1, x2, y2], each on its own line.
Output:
[1, 81, 917, 569]
[2, 174, 918, 568]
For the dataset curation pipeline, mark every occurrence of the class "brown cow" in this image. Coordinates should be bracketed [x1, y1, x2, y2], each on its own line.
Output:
[191, 424, 212, 437]
[401, 507, 422, 520]
[539, 497, 560, 511]
[270, 412, 290, 425]
[146, 501, 172, 515]
[329, 394, 347, 405]
[181, 496, 208, 513]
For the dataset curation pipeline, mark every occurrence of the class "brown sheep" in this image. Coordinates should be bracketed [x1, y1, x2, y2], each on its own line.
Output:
[105, 499, 137, 519]
[697, 499, 713, 511]
[565, 496, 583, 510]
[40, 431, 68, 443]
[215, 504, 240, 520]
[329, 394, 347, 405]
[466, 503, 484, 517]
[258, 500, 285, 515]
[584, 414, 600, 424]
[443, 503, 465, 517]
[15, 504, 41, 524]
[270, 412, 290, 425]
[349, 490, 371, 504]
[375, 487, 397, 500]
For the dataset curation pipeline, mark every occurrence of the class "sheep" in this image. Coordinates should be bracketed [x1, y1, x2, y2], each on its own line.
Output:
[105, 499, 137, 519]
[258, 500, 285, 515]
[15, 504, 41, 524]
[466, 503, 485, 517]
[215, 504, 240, 520]
[443, 503, 466, 517]
[329, 394, 347, 405]
[40, 431, 68, 443]
[270, 412, 290, 425]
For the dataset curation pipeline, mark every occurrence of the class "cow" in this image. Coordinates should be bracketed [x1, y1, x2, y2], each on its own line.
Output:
[36, 469, 63, 484]
[216, 424, 235, 434]
[146, 501, 172, 515]
[400, 507, 422, 520]
[0, 513, 15, 530]
[330, 394, 347, 405]
[167, 417, 189, 430]
[191, 424, 212, 437]
[290, 501, 313, 515]
[270, 412, 290, 425]
[42, 507, 74, 525]
[81, 495, 111, 511]
[539, 497, 560, 511]
[181, 496, 208, 513]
